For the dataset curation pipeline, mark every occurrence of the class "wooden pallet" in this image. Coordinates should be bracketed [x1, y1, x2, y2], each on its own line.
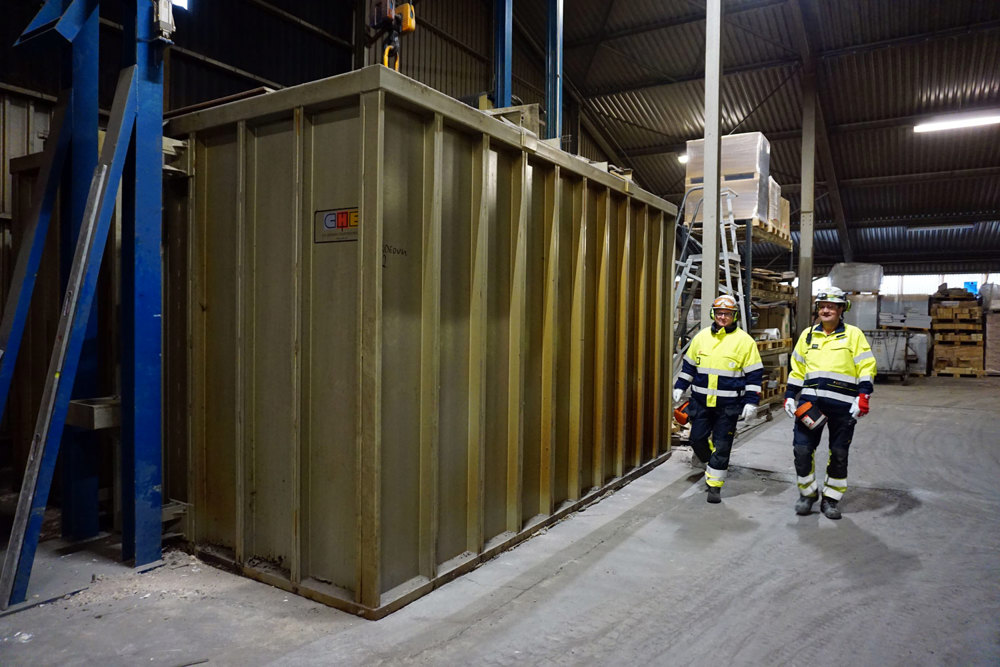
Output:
[932, 367, 986, 378]
[934, 332, 983, 343]
[756, 338, 793, 351]
[878, 324, 930, 332]
[931, 322, 983, 331]
[760, 382, 787, 402]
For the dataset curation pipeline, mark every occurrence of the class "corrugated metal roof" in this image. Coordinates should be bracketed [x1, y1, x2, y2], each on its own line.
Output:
[560, 0, 1000, 272]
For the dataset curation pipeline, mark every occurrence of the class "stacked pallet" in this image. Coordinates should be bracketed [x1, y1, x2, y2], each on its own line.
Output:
[931, 300, 984, 377]
[759, 365, 788, 404]
[986, 313, 1000, 376]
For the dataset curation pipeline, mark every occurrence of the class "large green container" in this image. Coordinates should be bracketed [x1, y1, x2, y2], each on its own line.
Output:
[166, 66, 676, 618]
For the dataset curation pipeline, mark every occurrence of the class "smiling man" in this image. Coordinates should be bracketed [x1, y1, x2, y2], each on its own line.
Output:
[783, 286, 877, 519]
[673, 295, 763, 504]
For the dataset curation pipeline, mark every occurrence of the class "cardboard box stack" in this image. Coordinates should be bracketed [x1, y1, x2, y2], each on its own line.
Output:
[931, 286, 984, 377]
[684, 132, 771, 225]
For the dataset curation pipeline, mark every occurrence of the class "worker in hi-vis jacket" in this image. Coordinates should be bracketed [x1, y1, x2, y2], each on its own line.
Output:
[673, 295, 763, 504]
[783, 286, 877, 520]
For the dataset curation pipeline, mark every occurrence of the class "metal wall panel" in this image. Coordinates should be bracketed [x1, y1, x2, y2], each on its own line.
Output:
[167, 66, 676, 619]
[1, 93, 51, 219]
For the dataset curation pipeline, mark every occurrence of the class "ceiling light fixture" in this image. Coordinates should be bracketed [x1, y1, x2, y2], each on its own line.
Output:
[906, 224, 976, 232]
[913, 112, 1000, 133]
[677, 154, 689, 164]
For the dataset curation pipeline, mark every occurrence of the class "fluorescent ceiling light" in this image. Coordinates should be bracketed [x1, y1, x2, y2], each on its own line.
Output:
[677, 154, 689, 164]
[172, 0, 188, 8]
[913, 112, 1000, 133]
[907, 224, 975, 232]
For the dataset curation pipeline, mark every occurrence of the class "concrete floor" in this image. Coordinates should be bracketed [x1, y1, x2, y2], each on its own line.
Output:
[1, 376, 998, 665]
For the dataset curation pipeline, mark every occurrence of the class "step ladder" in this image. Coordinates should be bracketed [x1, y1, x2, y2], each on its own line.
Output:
[672, 187, 747, 380]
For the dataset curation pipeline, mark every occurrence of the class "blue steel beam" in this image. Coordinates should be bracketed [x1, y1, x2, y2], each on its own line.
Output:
[120, 0, 164, 567]
[0, 66, 138, 609]
[494, 0, 512, 107]
[61, 0, 101, 542]
[545, 0, 563, 141]
[0, 99, 72, 421]
[15, 0, 100, 47]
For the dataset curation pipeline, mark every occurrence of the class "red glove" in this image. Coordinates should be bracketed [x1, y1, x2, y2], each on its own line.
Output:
[858, 393, 870, 416]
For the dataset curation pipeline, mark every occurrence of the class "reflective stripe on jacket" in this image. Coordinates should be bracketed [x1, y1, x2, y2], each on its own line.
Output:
[784, 322, 876, 404]
[674, 323, 763, 407]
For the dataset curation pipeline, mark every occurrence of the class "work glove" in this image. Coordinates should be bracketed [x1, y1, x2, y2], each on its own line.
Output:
[783, 398, 796, 419]
[673, 388, 684, 403]
[740, 403, 756, 421]
[850, 393, 870, 419]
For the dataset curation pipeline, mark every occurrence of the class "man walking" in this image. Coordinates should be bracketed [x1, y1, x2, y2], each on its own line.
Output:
[784, 286, 877, 519]
[674, 295, 763, 503]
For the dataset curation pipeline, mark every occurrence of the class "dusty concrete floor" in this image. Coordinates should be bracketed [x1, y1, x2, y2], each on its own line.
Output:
[2, 376, 999, 665]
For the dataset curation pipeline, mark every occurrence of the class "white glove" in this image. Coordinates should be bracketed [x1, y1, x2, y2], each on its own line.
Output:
[673, 388, 683, 403]
[849, 397, 861, 419]
[783, 398, 796, 419]
[740, 403, 756, 421]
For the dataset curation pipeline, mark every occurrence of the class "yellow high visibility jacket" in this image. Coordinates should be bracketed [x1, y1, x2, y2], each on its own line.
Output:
[675, 323, 763, 408]
[785, 322, 876, 404]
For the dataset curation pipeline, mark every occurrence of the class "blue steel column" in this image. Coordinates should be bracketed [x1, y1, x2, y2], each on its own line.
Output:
[61, 0, 101, 541]
[494, 0, 512, 108]
[545, 0, 563, 142]
[120, 0, 163, 565]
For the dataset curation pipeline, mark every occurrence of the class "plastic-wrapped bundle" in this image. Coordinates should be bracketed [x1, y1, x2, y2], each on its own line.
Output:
[827, 262, 883, 293]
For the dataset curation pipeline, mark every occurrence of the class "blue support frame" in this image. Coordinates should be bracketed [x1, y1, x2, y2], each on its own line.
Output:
[1, 0, 165, 608]
[494, 0, 512, 108]
[1, 67, 139, 607]
[120, 0, 164, 567]
[545, 0, 563, 142]
[61, 0, 101, 542]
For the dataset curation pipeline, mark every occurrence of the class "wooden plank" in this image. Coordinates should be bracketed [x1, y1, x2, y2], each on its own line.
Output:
[466, 134, 490, 554]
[539, 166, 560, 516]
[419, 114, 443, 578]
[358, 90, 385, 609]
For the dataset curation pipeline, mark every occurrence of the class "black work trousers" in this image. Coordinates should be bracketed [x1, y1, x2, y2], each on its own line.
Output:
[792, 396, 856, 484]
[688, 399, 740, 475]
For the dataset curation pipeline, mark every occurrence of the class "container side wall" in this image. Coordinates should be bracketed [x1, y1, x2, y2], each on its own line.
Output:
[580, 185, 599, 490]
[437, 127, 474, 565]
[553, 176, 576, 506]
[521, 163, 543, 524]
[483, 148, 510, 543]
[304, 106, 361, 593]
[379, 105, 425, 593]
[196, 129, 239, 547]
[247, 118, 297, 572]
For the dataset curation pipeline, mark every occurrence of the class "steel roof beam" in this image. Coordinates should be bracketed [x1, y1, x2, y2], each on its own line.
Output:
[779, 166, 1000, 192]
[788, 0, 852, 262]
[565, 0, 785, 51]
[583, 18, 1000, 99]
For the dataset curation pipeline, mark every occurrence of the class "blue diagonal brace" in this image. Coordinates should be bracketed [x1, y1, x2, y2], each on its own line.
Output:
[0, 66, 138, 610]
[15, 0, 99, 47]
[0, 96, 72, 422]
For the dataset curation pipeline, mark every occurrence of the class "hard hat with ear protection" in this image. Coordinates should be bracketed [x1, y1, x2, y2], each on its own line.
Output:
[814, 286, 852, 312]
[710, 294, 740, 322]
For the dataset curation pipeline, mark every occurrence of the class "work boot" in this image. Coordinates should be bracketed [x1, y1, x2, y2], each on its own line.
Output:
[795, 494, 818, 516]
[706, 486, 721, 504]
[821, 497, 842, 520]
